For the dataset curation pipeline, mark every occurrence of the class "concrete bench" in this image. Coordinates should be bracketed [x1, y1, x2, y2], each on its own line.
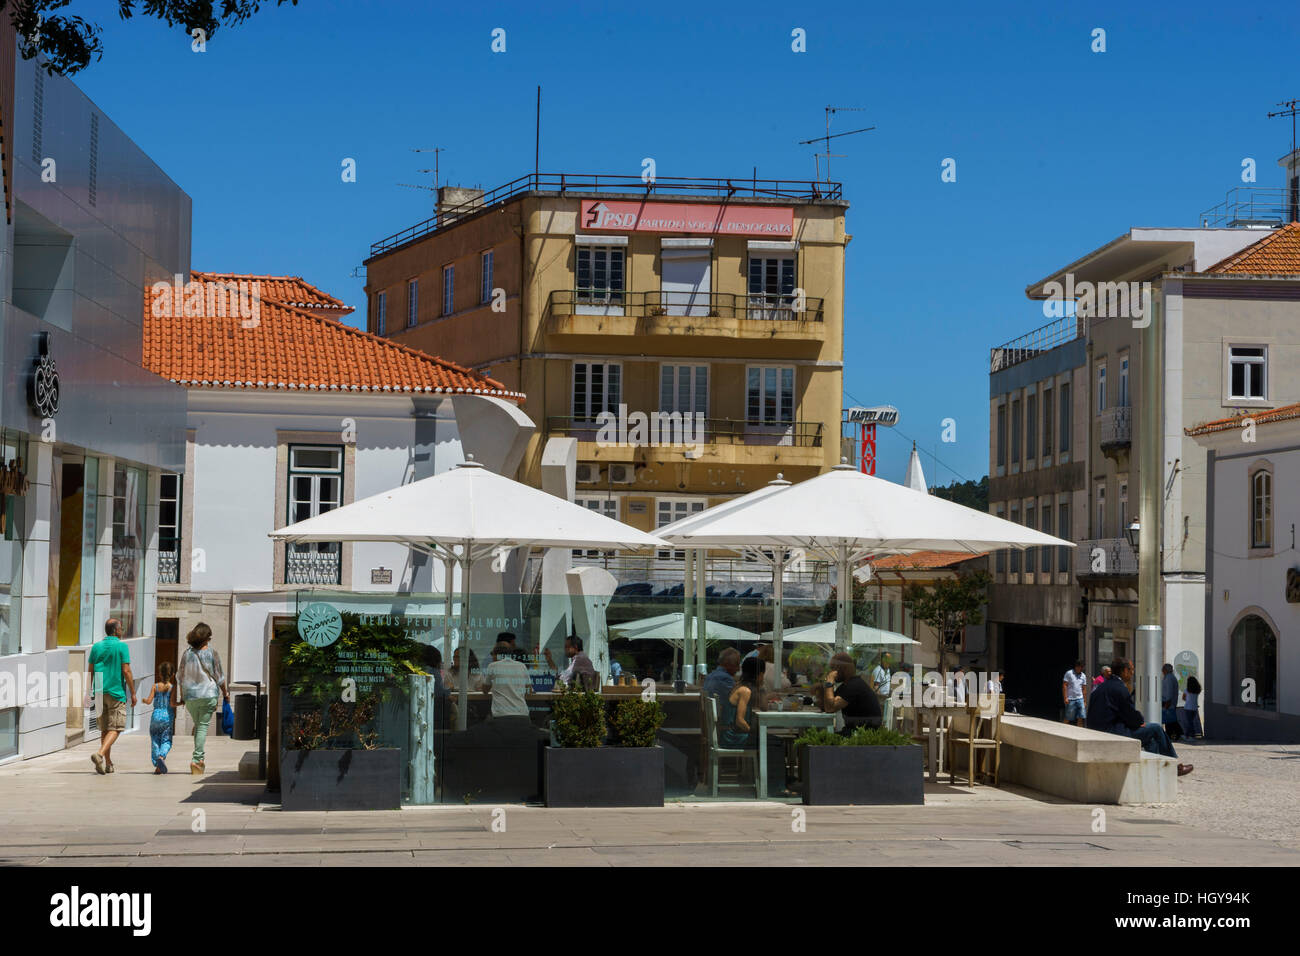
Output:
[949, 712, 1176, 804]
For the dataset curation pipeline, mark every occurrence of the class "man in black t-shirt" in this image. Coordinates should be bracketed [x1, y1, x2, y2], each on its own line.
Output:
[821, 652, 883, 731]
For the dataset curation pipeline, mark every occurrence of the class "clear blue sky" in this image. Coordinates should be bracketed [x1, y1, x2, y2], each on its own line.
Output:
[72, 0, 1299, 484]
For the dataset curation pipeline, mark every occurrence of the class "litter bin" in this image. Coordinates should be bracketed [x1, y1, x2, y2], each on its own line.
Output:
[233, 693, 258, 740]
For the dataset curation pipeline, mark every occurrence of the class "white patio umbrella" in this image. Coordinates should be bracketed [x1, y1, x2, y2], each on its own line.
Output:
[657, 475, 794, 681]
[661, 462, 1071, 653]
[270, 457, 666, 728]
[612, 612, 759, 647]
[762, 621, 919, 646]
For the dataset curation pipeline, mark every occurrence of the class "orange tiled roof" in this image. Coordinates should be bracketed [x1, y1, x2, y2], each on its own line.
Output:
[143, 274, 522, 399]
[869, 550, 989, 571]
[1203, 222, 1300, 275]
[1186, 401, 1300, 436]
[190, 271, 353, 315]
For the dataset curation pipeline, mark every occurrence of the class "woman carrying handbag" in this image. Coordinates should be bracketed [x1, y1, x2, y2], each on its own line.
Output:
[177, 623, 229, 775]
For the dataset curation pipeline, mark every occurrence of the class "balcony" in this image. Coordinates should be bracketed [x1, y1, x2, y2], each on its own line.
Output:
[547, 415, 825, 470]
[158, 549, 179, 585]
[546, 290, 826, 342]
[286, 547, 342, 586]
[1098, 405, 1132, 456]
[1074, 537, 1138, 578]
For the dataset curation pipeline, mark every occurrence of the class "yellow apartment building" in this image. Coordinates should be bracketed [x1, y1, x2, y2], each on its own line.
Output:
[363, 174, 848, 553]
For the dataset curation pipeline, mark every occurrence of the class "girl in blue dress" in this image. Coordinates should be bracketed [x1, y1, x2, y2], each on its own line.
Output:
[143, 661, 177, 774]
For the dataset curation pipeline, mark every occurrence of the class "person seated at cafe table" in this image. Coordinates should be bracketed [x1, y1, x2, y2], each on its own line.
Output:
[719, 657, 763, 748]
[756, 644, 791, 693]
[446, 647, 482, 693]
[703, 647, 741, 701]
[481, 641, 533, 722]
[544, 634, 598, 691]
[819, 652, 883, 732]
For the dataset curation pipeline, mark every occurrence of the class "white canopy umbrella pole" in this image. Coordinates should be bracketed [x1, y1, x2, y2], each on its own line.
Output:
[694, 553, 706, 678]
[682, 550, 695, 683]
[836, 541, 851, 652]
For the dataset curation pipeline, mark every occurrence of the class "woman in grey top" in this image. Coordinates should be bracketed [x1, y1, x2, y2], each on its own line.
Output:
[177, 623, 228, 775]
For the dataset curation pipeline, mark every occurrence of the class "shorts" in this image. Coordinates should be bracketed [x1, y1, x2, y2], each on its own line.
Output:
[101, 695, 127, 733]
[1064, 698, 1086, 722]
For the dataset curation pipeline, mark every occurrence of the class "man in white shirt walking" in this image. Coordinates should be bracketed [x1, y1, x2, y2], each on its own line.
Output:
[1062, 660, 1088, 726]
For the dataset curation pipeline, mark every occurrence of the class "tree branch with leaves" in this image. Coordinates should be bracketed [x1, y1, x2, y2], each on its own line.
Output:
[4, 0, 299, 76]
[900, 570, 991, 668]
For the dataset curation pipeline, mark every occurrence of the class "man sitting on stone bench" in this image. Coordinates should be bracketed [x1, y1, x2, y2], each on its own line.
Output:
[1087, 657, 1193, 777]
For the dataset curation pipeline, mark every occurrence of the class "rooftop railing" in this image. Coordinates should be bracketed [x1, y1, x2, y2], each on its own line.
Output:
[990, 314, 1087, 373]
[370, 172, 843, 255]
[1199, 186, 1296, 228]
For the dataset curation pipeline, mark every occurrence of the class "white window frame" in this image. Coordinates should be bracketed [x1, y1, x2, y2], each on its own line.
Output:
[656, 497, 705, 560]
[660, 364, 708, 418]
[745, 366, 796, 441]
[574, 496, 619, 558]
[1227, 344, 1268, 403]
[747, 253, 796, 318]
[1119, 354, 1130, 407]
[576, 244, 625, 305]
[287, 445, 344, 572]
[481, 250, 494, 305]
[442, 265, 454, 316]
[572, 361, 622, 423]
[1096, 362, 1107, 414]
[1250, 466, 1272, 552]
[375, 291, 386, 335]
[1095, 483, 1106, 539]
[407, 278, 418, 328]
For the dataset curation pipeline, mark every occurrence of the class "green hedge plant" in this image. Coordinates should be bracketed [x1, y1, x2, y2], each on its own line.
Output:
[794, 725, 915, 748]
[610, 698, 665, 747]
[551, 684, 606, 747]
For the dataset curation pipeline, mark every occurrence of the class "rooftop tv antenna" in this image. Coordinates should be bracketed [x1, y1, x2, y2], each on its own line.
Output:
[797, 106, 874, 183]
[1268, 98, 1300, 222]
[399, 147, 445, 214]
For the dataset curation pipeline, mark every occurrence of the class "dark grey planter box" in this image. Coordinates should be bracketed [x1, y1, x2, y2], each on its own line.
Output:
[281, 748, 401, 811]
[544, 746, 664, 807]
[802, 745, 924, 805]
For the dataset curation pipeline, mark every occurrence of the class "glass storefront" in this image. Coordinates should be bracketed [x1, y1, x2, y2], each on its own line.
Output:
[0, 435, 28, 657]
[276, 587, 910, 805]
[110, 464, 146, 636]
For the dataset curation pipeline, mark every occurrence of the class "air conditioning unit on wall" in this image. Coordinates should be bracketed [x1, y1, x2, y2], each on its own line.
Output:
[609, 464, 635, 484]
[575, 463, 599, 483]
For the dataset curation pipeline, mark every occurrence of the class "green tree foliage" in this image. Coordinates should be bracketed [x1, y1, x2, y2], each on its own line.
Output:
[818, 578, 877, 627]
[931, 476, 989, 513]
[4, 0, 298, 76]
[900, 571, 992, 650]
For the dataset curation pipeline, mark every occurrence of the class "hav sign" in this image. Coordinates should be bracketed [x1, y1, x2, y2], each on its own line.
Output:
[580, 200, 793, 236]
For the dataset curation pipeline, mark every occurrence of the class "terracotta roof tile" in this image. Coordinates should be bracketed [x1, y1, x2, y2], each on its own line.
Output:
[869, 550, 989, 571]
[1203, 222, 1300, 275]
[1185, 401, 1300, 436]
[190, 271, 353, 315]
[143, 274, 522, 400]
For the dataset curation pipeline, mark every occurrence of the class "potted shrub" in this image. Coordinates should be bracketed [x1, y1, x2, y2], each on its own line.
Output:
[281, 695, 402, 811]
[795, 725, 923, 806]
[278, 613, 422, 811]
[543, 688, 666, 807]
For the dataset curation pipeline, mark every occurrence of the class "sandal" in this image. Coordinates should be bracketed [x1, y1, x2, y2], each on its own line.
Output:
[91, 754, 106, 774]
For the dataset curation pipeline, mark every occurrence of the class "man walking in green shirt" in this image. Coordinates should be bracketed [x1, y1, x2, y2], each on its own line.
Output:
[85, 618, 136, 774]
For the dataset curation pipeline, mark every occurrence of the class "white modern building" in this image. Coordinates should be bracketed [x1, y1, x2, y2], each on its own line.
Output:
[143, 273, 533, 722]
[1190, 401, 1300, 740]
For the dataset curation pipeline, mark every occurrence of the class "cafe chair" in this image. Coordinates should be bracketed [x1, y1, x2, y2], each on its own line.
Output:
[704, 696, 757, 797]
[909, 706, 951, 777]
[947, 694, 1003, 787]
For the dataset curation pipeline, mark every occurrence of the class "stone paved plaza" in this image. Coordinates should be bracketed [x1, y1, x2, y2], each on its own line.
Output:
[0, 734, 1297, 866]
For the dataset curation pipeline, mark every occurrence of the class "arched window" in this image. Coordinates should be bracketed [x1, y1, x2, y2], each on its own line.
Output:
[1250, 470, 1272, 549]
[1231, 614, 1277, 711]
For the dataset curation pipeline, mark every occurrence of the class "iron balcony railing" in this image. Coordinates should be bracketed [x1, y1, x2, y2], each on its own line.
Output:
[990, 314, 1087, 373]
[1074, 537, 1138, 578]
[370, 172, 843, 255]
[158, 549, 179, 584]
[286, 547, 342, 586]
[1099, 405, 1132, 449]
[1199, 186, 1296, 228]
[547, 415, 823, 449]
[548, 289, 824, 322]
